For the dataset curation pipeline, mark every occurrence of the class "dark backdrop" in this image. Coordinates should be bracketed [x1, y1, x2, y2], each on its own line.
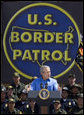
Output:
[1, 1, 83, 84]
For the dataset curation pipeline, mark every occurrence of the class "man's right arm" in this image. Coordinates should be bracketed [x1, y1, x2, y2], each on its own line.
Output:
[30, 80, 36, 91]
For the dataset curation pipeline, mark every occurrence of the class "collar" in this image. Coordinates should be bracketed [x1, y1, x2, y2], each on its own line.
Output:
[40, 77, 50, 81]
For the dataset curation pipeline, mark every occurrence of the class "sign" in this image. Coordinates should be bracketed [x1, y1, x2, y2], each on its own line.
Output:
[3, 3, 80, 79]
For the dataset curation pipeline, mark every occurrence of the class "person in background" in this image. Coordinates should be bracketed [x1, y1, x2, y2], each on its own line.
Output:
[6, 85, 15, 101]
[1, 86, 7, 105]
[2, 98, 22, 114]
[52, 100, 67, 114]
[30, 65, 59, 91]
[70, 84, 82, 99]
[24, 99, 40, 114]
[1, 86, 8, 113]
[15, 89, 28, 111]
[71, 93, 83, 114]
[65, 74, 76, 91]
[60, 87, 76, 114]
[11, 72, 25, 100]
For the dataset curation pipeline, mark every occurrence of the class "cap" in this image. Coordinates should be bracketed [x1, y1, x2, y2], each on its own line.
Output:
[8, 98, 15, 103]
[77, 93, 83, 98]
[7, 85, 13, 89]
[68, 74, 76, 78]
[62, 87, 69, 92]
[13, 72, 20, 78]
[53, 99, 61, 104]
[71, 84, 82, 89]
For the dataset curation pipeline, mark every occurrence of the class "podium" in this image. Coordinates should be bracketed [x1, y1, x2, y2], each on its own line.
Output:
[28, 90, 62, 114]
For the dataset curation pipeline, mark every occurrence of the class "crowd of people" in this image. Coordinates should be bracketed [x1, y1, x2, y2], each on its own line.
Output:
[1, 66, 83, 114]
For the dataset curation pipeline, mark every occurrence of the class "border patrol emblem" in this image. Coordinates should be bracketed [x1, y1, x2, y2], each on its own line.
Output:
[3, 3, 80, 79]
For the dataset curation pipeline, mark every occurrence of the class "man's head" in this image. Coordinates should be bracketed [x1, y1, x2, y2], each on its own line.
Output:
[13, 72, 20, 85]
[77, 93, 83, 108]
[53, 100, 61, 111]
[1, 86, 6, 101]
[40, 65, 51, 80]
[20, 89, 28, 101]
[68, 74, 76, 86]
[71, 84, 82, 94]
[8, 98, 15, 111]
[61, 87, 69, 99]
[7, 86, 13, 96]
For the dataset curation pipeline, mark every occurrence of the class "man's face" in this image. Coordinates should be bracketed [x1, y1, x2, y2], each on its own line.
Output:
[41, 67, 51, 80]
[71, 87, 80, 94]
[8, 102, 15, 110]
[61, 90, 68, 99]
[7, 89, 13, 96]
[54, 103, 61, 110]
[13, 76, 20, 84]
[1, 91, 6, 100]
[20, 93, 27, 101]
[68, 77, 76, 85]
[77, 98, 83, 108]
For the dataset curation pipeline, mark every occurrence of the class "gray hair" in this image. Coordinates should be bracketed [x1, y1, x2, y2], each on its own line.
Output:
[40, 65, 50, 73]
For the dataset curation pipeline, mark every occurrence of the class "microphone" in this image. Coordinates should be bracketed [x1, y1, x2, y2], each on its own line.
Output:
[40, 83, 43, 89]
[45, 83, 48, 89]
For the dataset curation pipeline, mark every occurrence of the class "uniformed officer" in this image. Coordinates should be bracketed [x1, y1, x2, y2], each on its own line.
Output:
[15, 89, 28, 110]
[1, 86, 7, 105]
[71, 93, 83, 114]
[6, 85, 16, 101]
[52, 100, 67, 114]
[2, 98, 22, 114]
[11, 72, 25, 101]
[1, 86, 8, 114]
[65, 74, 76, 90]
[49, 99, 67, 114]
[24, 99, 40, 114]
[70, 84, 82, 99]
[60, 87, 76, 114]
[15, 89, 39, 114]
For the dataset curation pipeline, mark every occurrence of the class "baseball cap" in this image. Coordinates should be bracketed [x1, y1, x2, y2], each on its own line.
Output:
[7, 85, 13, 89]
[8, 98, 15, 103]
[53, 99, 61, 104]
[71, 84, 82, 89]
[13, 72, 20, 78]
[68, 74, 76, 78]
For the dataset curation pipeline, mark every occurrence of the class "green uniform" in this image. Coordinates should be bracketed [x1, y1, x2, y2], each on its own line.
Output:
[11, 72, 25, 100]
[51, 99, 67, 114]
[11, 82, 25, 100]
[74, 108, 83, 114]
[70, 93, 83, 114]
[52, 108, 67, 114]
[2, 108, 22, 114]
[71, 106, 83, 114]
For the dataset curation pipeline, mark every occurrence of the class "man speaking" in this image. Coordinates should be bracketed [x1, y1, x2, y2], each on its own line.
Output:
[30, 65, 58, 91]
